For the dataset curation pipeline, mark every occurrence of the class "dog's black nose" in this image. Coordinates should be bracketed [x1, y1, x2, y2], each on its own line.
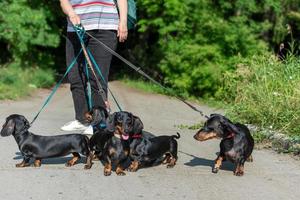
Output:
[193, 134, 198, 140]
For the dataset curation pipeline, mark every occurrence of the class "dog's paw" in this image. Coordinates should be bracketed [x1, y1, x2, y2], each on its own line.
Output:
[116, 171, 126, 176]
[246, 155, 253, 162]
[234, 170, 244, 176]
[65, 162, 73, 167]
[128, 167, 138, 172]
[16, 163, 30, 168]
[84, 164, 93, 170]
[33, 163, 41, 168]
[104, 171, 112, 176]
[212, 167, 219, 173]
[166, 164, 175, 168]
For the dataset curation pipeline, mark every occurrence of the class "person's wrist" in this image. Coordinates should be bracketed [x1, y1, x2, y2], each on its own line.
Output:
[68, 12, 77, 18]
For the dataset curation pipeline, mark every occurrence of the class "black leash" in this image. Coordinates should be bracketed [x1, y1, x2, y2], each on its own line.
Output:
[85, 31, 209, 118]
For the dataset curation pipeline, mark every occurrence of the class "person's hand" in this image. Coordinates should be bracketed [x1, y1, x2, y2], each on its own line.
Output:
[68, 13, 81, 25]
[117, 21, 128, 42]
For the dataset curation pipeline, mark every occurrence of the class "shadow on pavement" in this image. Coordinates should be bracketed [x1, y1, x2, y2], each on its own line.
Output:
[180, 151, 234, 171]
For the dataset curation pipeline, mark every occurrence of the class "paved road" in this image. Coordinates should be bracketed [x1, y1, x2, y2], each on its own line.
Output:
[0, 81, 299, 200]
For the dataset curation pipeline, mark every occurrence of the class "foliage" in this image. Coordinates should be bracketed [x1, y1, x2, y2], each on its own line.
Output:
[133, 0, 299, 97]
[0, 63, 55, 99]
[222, 55, 300, 136]
[0, 0, 61, 66]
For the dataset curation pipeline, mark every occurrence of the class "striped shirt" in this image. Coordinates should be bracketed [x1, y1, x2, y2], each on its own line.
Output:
[67, 0, 119, 32]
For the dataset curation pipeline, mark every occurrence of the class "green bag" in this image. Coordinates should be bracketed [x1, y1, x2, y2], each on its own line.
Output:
[113, 0, 137, 30]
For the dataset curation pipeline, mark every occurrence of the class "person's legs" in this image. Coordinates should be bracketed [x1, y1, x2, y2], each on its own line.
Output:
[86, 30, 118, 110]
[65, 32, 89, 124]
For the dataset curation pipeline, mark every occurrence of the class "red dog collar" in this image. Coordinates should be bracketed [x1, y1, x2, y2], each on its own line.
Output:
[131, 133, 142, 138]
[226, 132, 235, 139]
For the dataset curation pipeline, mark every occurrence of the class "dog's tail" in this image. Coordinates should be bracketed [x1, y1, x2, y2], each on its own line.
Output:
[172, 132, 181, 139]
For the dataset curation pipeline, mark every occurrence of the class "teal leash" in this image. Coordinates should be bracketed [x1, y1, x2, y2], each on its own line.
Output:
[30, 25, 124, 126]
[74, 25, 107, 106]
[86, 48, 123, 111]
[30, 48, 83, 125]
[74, 24, 123, 112]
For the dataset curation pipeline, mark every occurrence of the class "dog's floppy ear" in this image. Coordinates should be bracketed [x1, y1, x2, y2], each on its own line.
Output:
[0, 118, 15, 137]
[106, 113, 116, 132]
[14, 115, 30, 134]
[132, 115, 143, 134]
[220, 116, 239, 133]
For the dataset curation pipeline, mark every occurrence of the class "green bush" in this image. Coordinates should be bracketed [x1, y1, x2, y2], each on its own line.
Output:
[135, 0, 291, 97]
[0, 0, 60, 65]
[221, 55, 300, 136]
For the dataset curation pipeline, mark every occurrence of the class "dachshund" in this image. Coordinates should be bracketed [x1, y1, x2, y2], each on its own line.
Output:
[0, 114, 93, 169]
[85, 109, 131, 176]
[101, 125, 131, 176]
[106, 111, 180, 172]
[128, 132, 181, 172]
[194, 114, 254, 176]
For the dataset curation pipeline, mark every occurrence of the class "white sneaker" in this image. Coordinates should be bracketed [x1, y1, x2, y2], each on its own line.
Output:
[83, 125, 93, 135]
[61, 120, 89, 131]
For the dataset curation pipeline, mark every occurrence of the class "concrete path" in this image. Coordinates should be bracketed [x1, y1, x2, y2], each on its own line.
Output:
[0, 81, 299, 200]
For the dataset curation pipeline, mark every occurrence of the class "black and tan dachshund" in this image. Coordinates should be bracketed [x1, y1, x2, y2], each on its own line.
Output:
[85, 109, 132, 175]
[106, 111, 181, 172]
[128, 132, 181, 172]
[194, 114, 254, 176]
[101, 125, 131, 176]
[0, 114, 93, 169]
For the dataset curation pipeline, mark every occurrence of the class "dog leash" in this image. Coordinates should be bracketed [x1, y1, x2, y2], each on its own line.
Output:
[30, 26, 123, 126]
[84, 31, 209, 118]
[30, 48, 83, 126]
[74, 25, 123, 112]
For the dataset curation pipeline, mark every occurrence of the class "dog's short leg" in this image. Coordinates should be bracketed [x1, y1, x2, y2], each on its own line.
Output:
[34, 159, 42, 167]
[84, 152, 94, 170]
[66, 153, 81, 167]
[234, 159, 245, 176]
[212, 156, 224, 173]
[103, 156, 112, 176]
[128, 160, 139, 172]
[16, 156, 30, 168]
[162, 153, 172, 165]
[116, 165, 126, 176]
[246, 155, 253, 162]
[167, 157, 177, 168]
[234, 164, 244, 176]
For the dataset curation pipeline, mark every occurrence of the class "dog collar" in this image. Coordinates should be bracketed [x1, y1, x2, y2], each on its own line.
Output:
[131, 133, 142, 138]
[226, 132, 235, 139]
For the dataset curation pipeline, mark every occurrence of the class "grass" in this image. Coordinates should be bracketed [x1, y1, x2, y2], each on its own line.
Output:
[221, 54, 300, 137]
[121, 76, 225, 109]
[120, 54, 300, 142]
[0, 63, 55, 100]
[121, 77, 167, 95]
